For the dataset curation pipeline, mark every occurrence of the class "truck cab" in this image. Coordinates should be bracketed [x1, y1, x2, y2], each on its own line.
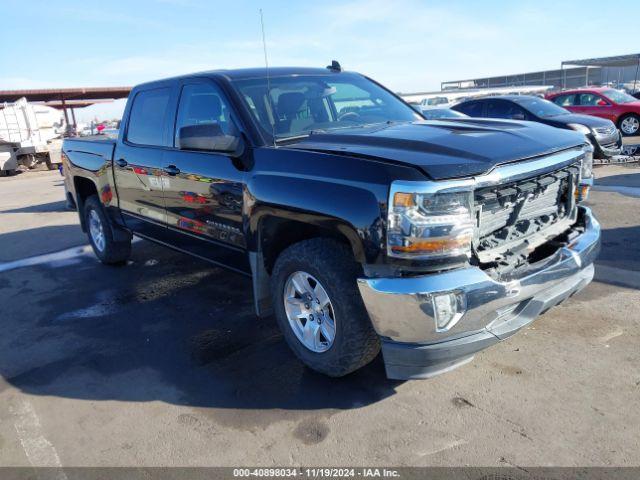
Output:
[62, 66, 600, 380]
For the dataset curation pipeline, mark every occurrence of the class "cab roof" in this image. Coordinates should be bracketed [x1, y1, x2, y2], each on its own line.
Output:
[134, 67, 349, 89]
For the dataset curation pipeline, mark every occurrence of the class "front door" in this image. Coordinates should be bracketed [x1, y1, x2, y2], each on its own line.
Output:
[114, 86, 173, 234]
[574, 92, 616, 122]
[161, 79, 249, 273]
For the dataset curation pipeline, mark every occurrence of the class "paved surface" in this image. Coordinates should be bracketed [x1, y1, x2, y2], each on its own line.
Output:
[0, 166, 639, 467]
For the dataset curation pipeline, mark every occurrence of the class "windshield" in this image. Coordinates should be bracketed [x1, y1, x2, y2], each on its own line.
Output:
[513, 97, 569, 118]
[231, 73, 421, 142]
[603, 89, 637, 104]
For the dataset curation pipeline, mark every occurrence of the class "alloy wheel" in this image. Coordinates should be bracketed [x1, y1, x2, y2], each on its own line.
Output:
[88, 209, 106, 252]
[621, 116, 640, 135]
[283, 271, 336, 353]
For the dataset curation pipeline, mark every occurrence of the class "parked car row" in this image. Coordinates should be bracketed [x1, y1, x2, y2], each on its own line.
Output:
[418, 86, 640, 160]
[545, 87, 640, 137]
[451, 95, 623, 159]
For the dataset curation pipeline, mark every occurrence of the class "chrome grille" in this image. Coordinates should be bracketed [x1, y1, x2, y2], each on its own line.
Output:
[474, 163, 580, 262]
[594, 126, 616, 136]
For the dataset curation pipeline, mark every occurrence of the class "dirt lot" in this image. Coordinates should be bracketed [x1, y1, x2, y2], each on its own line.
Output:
[0, 165, 639, 467]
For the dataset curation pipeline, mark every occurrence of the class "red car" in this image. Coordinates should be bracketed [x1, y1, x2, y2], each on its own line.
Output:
[546, 87, 640, 136]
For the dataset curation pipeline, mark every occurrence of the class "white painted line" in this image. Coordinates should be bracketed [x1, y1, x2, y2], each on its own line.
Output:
[418, 439, 467, 457]
[599, 327, 624, 343]
[10, 400, 68, 479]
[0, 238, 142, 273]
[0, 245, 94, 274]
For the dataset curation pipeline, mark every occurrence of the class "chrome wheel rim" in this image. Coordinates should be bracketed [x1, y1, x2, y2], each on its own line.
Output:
[283, 271, 336, 353]
[88, 209, 106, 252]
[621, 117, 639, 135]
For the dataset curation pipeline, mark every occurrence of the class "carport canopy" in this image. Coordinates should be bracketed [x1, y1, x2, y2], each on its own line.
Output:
[0, 86, 132, 133]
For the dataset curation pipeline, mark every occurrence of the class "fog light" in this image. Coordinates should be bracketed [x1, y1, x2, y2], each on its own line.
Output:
[432, 291, 465, 331]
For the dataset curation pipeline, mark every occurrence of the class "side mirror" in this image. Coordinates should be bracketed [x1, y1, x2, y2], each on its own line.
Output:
[410, 104, 423, 114]
[178, 124, 240, 153]
[511, 112, 526, 121]
[596, 99, 608, 106]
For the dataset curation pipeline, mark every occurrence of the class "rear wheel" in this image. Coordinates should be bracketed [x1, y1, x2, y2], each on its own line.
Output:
[619, 114, 640, 136]
[45, 157, 59, 170]
[271, 238, 380, 377]
[83, 195, 131, 265]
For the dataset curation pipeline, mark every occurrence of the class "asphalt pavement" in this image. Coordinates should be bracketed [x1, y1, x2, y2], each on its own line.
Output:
[0, 165, 639, 467]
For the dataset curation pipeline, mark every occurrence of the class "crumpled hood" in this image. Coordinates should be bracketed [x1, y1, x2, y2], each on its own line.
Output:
[287, 119, 586, 180]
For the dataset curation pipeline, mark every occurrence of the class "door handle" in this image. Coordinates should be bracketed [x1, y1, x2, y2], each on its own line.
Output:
[115, 158, 128, 168]
[163, 165, 181, 176]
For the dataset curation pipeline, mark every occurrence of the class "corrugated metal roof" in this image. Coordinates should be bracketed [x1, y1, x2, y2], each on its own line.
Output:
[0, 86, 131, 104]
[562, 54, 640, 68]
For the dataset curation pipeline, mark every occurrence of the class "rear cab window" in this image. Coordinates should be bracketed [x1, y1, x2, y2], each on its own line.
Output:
[126, 87, 172, 146]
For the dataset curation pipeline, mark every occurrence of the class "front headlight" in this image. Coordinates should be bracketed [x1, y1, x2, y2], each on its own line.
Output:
[576, 144, 594, 203]
[581, 144, 594, 180]
[568, 123, 592, 136]
[387, 181, 474, 260]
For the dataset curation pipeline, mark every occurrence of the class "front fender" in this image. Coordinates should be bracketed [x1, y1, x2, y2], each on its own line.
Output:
[245, 172, 384, 264]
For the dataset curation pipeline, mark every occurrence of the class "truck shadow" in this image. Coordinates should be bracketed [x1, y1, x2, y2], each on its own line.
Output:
[0, 241, 401, 414]
[595, 171, 640, 188]
[2, 199, 69, 214]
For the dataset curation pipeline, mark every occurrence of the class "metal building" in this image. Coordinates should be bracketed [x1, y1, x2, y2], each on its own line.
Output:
[442, 53, 640, 92]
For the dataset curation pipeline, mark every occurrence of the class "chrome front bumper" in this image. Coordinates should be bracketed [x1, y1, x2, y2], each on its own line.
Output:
[357, 207, 600, 380]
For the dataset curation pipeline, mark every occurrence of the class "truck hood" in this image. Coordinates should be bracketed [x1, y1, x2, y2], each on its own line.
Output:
[287, 119, 586, 180]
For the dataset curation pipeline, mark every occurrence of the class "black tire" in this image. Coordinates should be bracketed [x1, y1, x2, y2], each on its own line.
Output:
[83, 195, 131, 265]
[618, 113, 640, 137]
[45, 158, 58, 170]
[271, 238, 380, 377]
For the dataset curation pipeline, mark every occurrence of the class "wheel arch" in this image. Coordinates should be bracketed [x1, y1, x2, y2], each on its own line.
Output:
[73, 176, 99, 232]
[249, 213, 367, 318]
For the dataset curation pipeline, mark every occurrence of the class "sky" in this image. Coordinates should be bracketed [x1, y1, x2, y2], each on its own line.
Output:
[1, 0, 638, 122]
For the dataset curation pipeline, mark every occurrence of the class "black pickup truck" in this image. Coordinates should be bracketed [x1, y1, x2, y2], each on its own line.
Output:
[62, 65, 600, 380]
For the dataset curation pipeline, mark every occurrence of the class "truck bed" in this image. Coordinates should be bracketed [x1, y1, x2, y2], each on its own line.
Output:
[63, 137, 116, 172]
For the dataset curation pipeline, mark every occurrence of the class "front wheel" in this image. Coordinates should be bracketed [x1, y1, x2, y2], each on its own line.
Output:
[83, 195, 131, 265]
[619, 114, 640, 136]
[271, 238, 380, 377]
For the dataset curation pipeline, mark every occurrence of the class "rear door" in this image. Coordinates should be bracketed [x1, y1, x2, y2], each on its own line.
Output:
[114, 86, 173, 234]
[160, 78, 249, 273]
[486, 100, 529, 120]
[550, 93, 577, 112]
[453, 100, 485, 118]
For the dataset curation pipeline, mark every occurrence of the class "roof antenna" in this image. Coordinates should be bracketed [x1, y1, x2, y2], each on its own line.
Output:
[259, 9, 277, 148]
[326, 60, 342, 72]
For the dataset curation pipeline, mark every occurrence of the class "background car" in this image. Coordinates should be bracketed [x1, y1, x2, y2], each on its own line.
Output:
[546, 87, 640, 137]
[452, 95, 622, 159]
[419, 108, 468, 120]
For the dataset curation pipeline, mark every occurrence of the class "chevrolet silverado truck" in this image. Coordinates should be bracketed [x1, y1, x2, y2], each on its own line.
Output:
[62, 65, 600, 380]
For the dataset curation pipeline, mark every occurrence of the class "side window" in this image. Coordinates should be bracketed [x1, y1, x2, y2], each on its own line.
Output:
[578, 93, 605, 106]
[552, 94, 575, 106]
[455, 101, 483, 117]
[487, 100, 526, 120]
[126, 88, 171, 146]
[174, 83, 238, 150]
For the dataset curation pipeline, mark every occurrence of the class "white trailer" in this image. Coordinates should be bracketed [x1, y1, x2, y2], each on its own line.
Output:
[0, 140, 19, 176]
[0, 97, 65, 170]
